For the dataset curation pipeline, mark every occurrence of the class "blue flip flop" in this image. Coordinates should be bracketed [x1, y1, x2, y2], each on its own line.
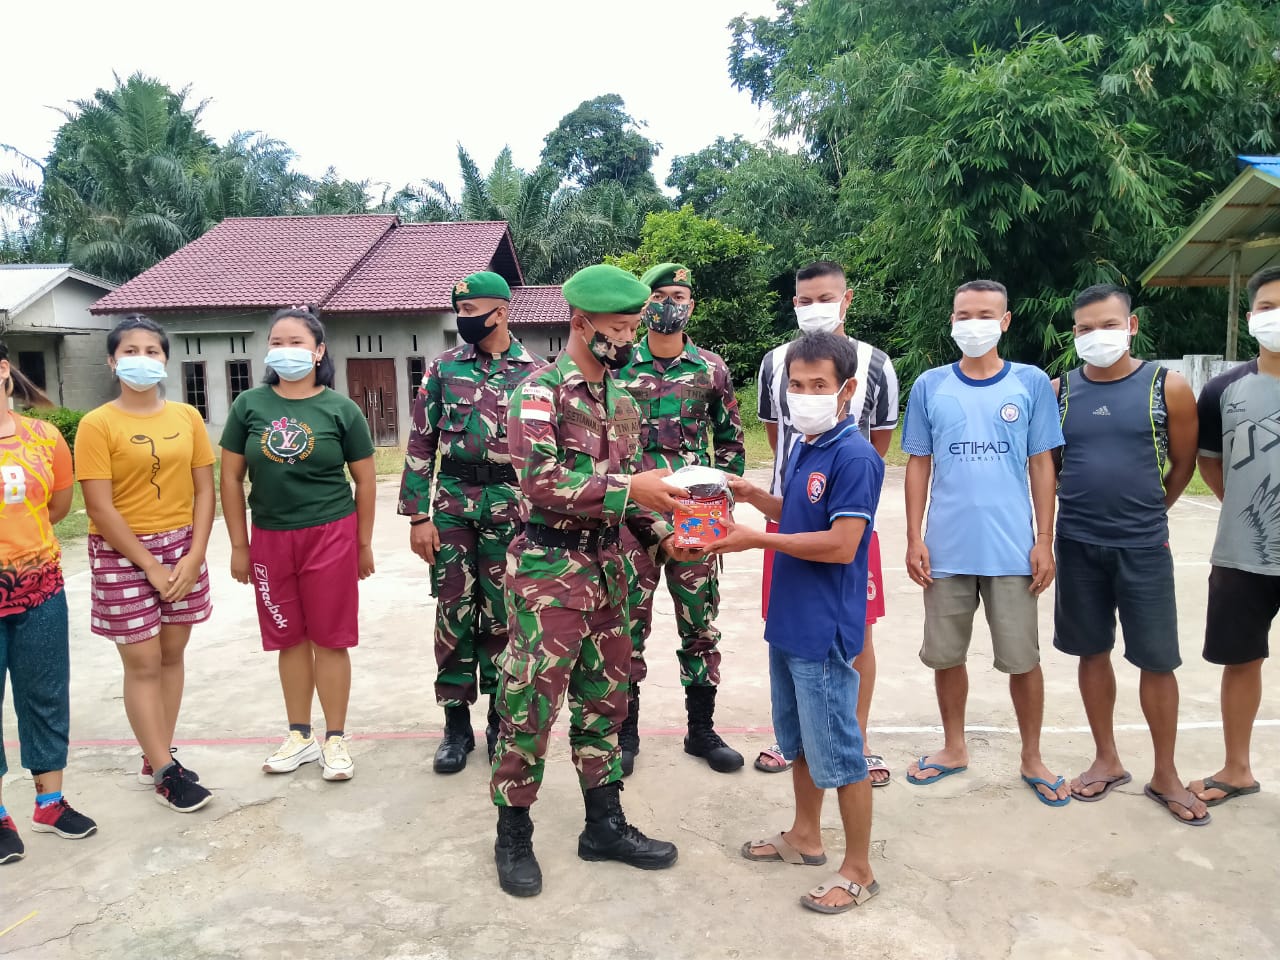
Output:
[1022, 774, 1071, 807]
[906, 757, 968, 785]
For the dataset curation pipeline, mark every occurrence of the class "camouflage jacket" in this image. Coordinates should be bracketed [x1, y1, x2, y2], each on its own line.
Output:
[506, 352, 673, 610]
[616, 336, 746, 476]
[397, 338, 542, 522]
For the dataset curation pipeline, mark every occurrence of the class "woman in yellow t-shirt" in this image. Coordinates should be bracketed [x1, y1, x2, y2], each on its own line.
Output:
[0, 342, 98, 864]
[75, 316, 215, 814]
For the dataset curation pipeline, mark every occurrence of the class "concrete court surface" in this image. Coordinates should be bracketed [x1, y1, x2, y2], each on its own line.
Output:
[1, 467, 1277, 960]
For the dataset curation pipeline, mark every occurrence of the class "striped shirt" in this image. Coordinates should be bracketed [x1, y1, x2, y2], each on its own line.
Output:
[757, 336, 899, 495]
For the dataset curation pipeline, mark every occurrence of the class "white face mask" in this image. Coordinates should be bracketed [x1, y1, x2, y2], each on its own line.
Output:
[1075, 328, 1131, 368]
[786, 381, 849, 436]
[950, 317, 1004, 358]
[1249, 307, 1280, 352]
[795, 300, 843, 334]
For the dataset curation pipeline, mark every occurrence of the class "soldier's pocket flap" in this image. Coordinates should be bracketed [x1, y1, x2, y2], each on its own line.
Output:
[496, 648, 540, 687]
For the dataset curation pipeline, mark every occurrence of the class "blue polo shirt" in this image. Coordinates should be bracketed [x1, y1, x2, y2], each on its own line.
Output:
[765, 417, 884, 662]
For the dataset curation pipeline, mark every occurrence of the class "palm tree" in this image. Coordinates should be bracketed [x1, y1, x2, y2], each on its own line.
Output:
[454, 145, 666, 284]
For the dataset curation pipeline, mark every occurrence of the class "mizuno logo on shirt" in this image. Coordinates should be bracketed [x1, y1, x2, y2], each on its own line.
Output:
[1093, 406, 1110, 416]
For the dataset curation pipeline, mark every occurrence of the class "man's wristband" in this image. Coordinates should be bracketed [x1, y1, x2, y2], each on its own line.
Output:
[410, 516, 432, 527]
[1036, 532, 1052, 539]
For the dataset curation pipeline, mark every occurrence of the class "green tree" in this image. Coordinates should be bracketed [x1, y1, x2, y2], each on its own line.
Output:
[609, 206, 775, 383]
[454, 145, 656, 284]
[728, 0, 1280, 379]
[541, 94, 662, 194]
[666, 135, 764, 213]
[1, 73, 375, 281]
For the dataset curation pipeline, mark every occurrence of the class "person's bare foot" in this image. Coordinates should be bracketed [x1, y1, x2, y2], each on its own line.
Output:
[747, 829, 823, 860]
[864, 752, 890, 785]
[1189, 768, 1259, 804]
[806, 865, 876, 910]
[1151, 773, 1209, 821]
[1020, 760, 1070, 802]
[1069, 759, 1128, 799]
[906, 747, 968, 783]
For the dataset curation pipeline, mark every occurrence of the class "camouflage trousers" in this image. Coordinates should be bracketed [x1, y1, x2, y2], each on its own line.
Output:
[622, 528, 721, 687]
[431, 511, 517, 707]
[489, 593, 629, 808]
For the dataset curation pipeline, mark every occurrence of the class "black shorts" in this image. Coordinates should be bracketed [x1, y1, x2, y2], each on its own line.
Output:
[1052, 537, 1180, 672]
[1204, 565, 1279, 665]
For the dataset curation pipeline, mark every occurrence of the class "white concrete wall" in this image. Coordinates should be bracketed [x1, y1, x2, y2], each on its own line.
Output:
[4, 279, 116, 409]
[1154, 355, 1245, 397]
[101, 310, 457, 446]
[513, 323, 571, 362]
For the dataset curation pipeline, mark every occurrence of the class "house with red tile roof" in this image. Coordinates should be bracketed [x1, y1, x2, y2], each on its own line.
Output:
[91, 215, 570, 445]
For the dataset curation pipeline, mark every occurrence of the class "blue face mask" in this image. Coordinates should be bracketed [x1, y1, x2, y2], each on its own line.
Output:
[265, 347, 317, 382]
[114, 356, 168, 390]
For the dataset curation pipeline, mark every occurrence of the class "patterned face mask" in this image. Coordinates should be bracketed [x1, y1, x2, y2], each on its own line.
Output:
[643, 298, 691, 335]
[583, 319, 634, 371]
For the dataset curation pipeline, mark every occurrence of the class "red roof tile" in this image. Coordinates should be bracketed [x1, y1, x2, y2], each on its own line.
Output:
[509, 286, 568, 326]
[92, 215, 397, 314]
[90, 216, 525, 316]
[322, 221, 518, 313]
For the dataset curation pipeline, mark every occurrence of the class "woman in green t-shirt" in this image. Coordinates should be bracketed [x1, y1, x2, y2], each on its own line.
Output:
[219, 306, 376, 782]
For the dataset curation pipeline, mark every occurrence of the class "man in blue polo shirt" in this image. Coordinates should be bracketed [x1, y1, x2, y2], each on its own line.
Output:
[711, 332, 883, 916]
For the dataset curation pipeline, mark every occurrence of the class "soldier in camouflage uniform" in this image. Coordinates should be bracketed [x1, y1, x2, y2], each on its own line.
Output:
[398, 271, 541, 774]
[490, 263, 698, 898]
[617, 263, 747, 776]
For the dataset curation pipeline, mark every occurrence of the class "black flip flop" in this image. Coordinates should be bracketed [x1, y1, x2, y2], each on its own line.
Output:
[1197, 776, 1261, 807]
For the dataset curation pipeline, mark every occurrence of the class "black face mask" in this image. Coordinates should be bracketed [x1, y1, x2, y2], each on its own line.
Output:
[457, 307, 500, 345]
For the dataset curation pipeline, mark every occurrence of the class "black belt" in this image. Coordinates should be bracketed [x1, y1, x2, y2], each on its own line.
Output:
[439, 458, 517, 485]
[524, 522, 621, 552]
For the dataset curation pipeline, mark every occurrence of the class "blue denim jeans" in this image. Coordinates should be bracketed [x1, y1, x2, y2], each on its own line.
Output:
[0, 589, 71, 778]
[769, 642, 867, 789]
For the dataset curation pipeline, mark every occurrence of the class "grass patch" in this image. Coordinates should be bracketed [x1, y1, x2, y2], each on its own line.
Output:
[54, 484, 90, 542]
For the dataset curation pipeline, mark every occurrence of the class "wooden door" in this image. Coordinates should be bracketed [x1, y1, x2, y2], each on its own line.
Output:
[347, 358, 399, 446]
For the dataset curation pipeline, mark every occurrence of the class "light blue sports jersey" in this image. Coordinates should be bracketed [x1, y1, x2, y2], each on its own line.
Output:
[902, 361, 1063, 577]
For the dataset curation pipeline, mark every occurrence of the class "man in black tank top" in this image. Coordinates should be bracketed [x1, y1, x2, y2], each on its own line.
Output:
[1051, 284, 1208, 824]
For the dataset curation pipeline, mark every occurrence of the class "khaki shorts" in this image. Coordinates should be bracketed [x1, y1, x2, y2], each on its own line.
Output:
[920, 575, 1039, 674]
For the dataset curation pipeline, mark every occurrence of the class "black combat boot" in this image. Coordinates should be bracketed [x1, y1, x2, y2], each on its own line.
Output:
[683, 685, 744, 772]
[494, 806, 542, 897]
[577, 782, 678, 869]
[619, 686, 640, 777]
[485, 695, 500, 764]
[433, 705, 475, 774]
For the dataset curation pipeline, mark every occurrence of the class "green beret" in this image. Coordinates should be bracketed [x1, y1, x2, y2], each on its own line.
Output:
[562, 264, 651, 314]
[451, 271, 511, 311]
[641, 262, 693, 291]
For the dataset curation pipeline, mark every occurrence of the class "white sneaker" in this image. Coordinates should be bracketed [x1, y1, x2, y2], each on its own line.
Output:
[321, 736, 354, 781]
[263, 731, 321, 773]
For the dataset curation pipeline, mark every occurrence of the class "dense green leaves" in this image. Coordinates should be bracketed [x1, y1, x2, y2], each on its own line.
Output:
[610, 207, 774, 383]
[728, 0, 1280, 380]
[541, 94, 662, 194]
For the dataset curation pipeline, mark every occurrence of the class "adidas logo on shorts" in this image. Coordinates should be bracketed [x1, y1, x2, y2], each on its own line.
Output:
[1092, 405, 1111, 416]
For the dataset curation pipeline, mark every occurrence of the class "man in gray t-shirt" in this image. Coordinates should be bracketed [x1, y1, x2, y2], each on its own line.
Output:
[1192, 265, 1280, 809]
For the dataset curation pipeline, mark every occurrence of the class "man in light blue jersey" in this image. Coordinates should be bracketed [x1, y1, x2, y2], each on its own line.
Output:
[901, 280, 1070, 806]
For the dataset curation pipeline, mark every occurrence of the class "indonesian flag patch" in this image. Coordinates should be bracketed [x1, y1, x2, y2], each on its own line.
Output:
[520, 386, 553, 422]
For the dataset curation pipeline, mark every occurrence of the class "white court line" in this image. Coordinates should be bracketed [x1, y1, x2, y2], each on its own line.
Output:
[873, 720, 1280, 735]
[1176, 498, 1221, 512]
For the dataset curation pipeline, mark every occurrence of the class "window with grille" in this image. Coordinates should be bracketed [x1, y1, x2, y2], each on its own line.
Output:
[227, 359, 253, 404]
[407, 356, 426, 403]
[183, 362, 209, 421]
